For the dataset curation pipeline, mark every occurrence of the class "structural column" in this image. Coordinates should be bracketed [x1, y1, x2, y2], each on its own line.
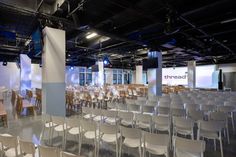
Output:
[136, 65, 143, 84]
[187, 60, 196, 88]
[98, 61, 104, 86]
[42, 27, 66, 116]
[148, 51, 162, 97]
[20, 54, 31, 94]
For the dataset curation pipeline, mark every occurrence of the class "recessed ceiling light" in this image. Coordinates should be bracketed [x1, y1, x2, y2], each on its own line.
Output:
[68, 54, 71, 57]
[86, 32, 98, 39]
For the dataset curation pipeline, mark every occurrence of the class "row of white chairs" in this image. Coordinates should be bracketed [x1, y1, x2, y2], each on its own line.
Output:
[40, 115, 206, 157]
[0, 133, 80, 157]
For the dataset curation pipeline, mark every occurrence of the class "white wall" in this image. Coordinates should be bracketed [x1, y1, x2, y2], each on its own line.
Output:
[31, 64, 42, 88]
[219, 63, 236, 72]
[0, 62, 20, 89]
[196, 65, 216, 88]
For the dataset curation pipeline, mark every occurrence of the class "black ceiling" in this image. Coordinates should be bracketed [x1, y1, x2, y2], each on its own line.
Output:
[0, 0, 235, 68]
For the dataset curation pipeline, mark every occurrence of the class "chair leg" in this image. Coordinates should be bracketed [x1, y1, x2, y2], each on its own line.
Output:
[219, 138, 224, 157]
[40, 126, 45, 142]
[214, 139, 216, 151]
[231, 112, 235, 131]
[226, 126, 230, 144]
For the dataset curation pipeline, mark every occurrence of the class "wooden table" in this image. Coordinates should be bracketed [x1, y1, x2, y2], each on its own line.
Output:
[0, 102, 7, 127]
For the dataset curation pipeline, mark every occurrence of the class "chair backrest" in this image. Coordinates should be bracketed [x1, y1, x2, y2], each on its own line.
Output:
[42, 114, 51, 123]
[102, 110, 118, 118]
[171, 108, 186, 117]
[0, 134, 18, 149]
[152, 115, 169, 126]
[142, 105, 155, 114]
[66, 118, 79, 128]
[39, 145, 59, 157]
[143, 131, 169, 146]
[118, 111, 133, 121]
[127, 104, 140, 112]
[200, 104, 215, 112]
[99, 123, 118, 134]
[173, 136, 205, 157]
[218, 105, 235, 113]
[61, 151, 82, 157]
[157, 107, 170, 115]
[158, 101, 170, 108]
[173, 117, 193, 129]
[80, 119, 96, 131]
[209, 112, 227, 122]
[120, 126, 141, 139]
[198, 120, 223, 132]
[117, 103, 127, 111]
[135, 113, 152, 123]
[82, 107, 92, 114]
[19, 139, 35, 155]
[188, 110, 204, 121]
[51, 116, 65, 125]
[185, 103, 200, 112]
[92, 109, 102, 116]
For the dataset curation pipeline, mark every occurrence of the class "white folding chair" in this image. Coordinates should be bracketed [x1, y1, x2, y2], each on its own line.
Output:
[135, 114, 152, 132]
[19, 139, 37, 157]
[0, 134, 19, 157]
[209, 112, 230, 144]
[98, 124, 120, 157]
[197, 120, 224, 157]
[173, 136, 205, 157]
[66, 118, 81, 153]
[40, 114, 56, 144]
[79, 119, 98, 156]
[102, 110, 119, 125]
[156, 107, 170, 116]
[51, 116, 69, 149]
[119, 126, 142, 157]
[127, 104, 141, 113]
[218, 105, 235, 131]
[142, 105, 155, 115]
[173, 117, 194, 139]
[142, 132, 169, 157]
[118, 111, 134, 127]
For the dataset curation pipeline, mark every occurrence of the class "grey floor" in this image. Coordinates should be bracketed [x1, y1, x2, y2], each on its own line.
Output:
[0, 96, 236, 157]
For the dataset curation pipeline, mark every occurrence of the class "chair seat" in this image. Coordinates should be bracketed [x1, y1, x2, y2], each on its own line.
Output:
[123, 138, 140, 148]
[199, 130, 219, 139]
[93, 116, 102, 122]
[4, 146, 20, 157]
[136, 122, 150, 129]
[68, 127, 80, 135]
[155, 125, 169, 132]
[83, 114, 95, 119]
[54, 124, 69, 132]
[84, 130, 99, 139]
[45, 122, 57, 128]
[175, 127, 192, 136]
[176, 149, 201, 157]
[121, 120, 133, 126]
[101, 133, 121, 143]
[145, 143, 168, 156]
[105, 117, 118, 125]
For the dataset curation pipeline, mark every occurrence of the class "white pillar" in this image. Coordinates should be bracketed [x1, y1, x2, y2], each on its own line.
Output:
[98, 61, 104, 86]
[105, 68, 113, 85]
[187, 61, 196, 88]
[20, 54, 31, 94]
[42, 27, 66, 116]
[148, 52, 162, 97]
[136, 65, 143, 84]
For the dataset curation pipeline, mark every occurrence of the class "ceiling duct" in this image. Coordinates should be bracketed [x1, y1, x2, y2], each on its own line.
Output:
[39, 0, 65, 14]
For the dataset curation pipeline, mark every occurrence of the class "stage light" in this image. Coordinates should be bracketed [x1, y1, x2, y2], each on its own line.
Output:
[70, 66, 74, 70]
[2, 61, 7, 66]
[86, 32, 98, 39]
[103, 60, 108, 65]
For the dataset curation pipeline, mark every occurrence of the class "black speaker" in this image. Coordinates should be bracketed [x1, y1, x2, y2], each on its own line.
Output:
[218, 69, 223, 90]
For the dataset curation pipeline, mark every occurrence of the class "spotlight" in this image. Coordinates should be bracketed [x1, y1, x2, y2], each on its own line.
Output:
[2, 61, 7, 66]
[103, 60, 108, 65]
[70, 66, 74, 70]
[86, 32, 98, 39]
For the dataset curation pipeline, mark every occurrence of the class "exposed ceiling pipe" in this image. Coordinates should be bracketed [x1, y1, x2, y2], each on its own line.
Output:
[179, 16, 234, 55]
[66, 0, 87, 18]
[37, 0, 44, 11]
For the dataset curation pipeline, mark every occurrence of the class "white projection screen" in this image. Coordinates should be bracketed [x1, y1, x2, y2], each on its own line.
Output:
[196, 65, 217, 88]
[162, 67, 188, 85]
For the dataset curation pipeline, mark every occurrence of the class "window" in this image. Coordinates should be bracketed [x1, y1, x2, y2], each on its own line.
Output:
[79, 73, 85, 86]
